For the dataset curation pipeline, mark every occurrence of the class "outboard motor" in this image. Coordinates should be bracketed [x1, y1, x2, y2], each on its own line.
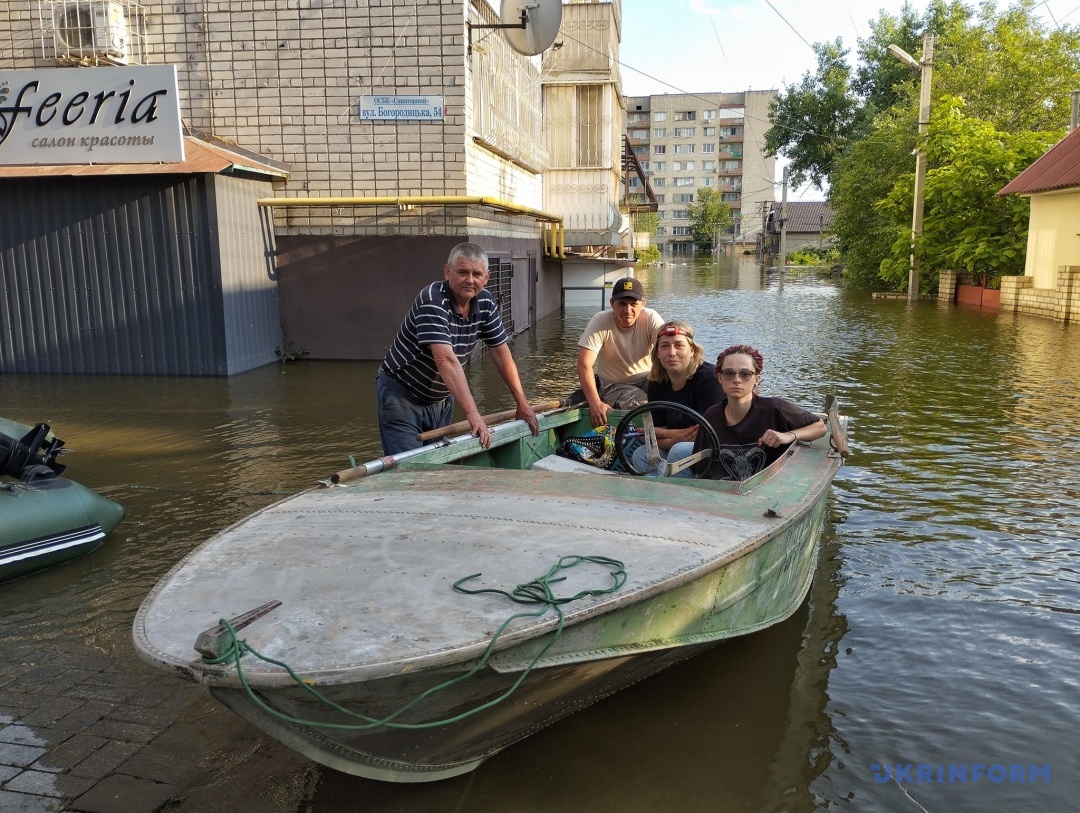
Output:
[0, 424, 66, 477]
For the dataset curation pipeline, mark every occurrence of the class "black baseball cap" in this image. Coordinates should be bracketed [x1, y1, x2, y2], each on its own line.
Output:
[610, 277, 644, 301]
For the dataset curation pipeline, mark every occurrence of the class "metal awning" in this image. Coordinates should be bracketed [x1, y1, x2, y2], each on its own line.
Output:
[0, 136, 290, 179]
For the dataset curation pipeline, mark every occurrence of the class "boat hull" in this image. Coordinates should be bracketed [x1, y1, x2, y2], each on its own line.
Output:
[1, 472, 125, 584]
[133, 402, 843, 781]
[167, 481, 824, 782]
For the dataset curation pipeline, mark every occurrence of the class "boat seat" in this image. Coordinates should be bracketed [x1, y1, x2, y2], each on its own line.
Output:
[530, 454, 619, 476]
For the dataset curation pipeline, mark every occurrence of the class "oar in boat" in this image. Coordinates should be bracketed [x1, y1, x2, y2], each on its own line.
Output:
[416, 399, 565, 443]
[328, 396, 578, 485]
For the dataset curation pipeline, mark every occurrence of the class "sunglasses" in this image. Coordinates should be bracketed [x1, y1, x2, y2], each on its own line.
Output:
[719, 369, 757, 381]
[659, 324, 693, 338]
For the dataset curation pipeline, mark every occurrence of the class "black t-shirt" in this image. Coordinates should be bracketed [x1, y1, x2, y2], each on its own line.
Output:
[694, 395, 821, 480]
[645, 362, 724, 429]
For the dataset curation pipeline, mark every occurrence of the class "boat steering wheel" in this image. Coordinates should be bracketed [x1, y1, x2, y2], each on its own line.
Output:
[614, 401, 721, 478]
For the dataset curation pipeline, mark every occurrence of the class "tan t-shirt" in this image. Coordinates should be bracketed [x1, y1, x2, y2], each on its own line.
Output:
[577, 308, 664, 385]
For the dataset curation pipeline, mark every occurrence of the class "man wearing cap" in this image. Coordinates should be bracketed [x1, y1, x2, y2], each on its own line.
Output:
[376, 242, 539, 455]
[576, 276, 665, 427]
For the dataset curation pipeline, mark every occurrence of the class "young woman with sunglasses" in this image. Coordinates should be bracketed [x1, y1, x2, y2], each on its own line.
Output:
[631, 320, 723, 473]
[684, 344, 825, 480]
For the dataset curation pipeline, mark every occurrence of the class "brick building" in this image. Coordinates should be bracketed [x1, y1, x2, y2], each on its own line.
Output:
[0, 1, 633, 372]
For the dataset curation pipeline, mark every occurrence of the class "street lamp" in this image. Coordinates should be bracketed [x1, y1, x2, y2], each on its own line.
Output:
[889, 32, 934, 301]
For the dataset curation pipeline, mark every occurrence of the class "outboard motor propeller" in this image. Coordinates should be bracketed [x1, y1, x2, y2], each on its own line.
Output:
[0, 424, 66, 477]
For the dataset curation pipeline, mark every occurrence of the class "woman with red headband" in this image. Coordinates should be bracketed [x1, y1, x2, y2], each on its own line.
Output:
[631, 320, 723, 473]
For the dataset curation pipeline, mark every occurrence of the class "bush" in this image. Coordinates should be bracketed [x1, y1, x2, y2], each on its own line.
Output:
[635, 245, 661, 264]
[787, 246, 840, 265]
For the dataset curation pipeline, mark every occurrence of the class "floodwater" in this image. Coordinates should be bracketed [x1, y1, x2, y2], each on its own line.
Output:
[3, 255, 1078, 811]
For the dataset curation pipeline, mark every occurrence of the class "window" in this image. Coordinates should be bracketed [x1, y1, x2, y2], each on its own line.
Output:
[722, 193, 740, 202]
[631, 129, 648, 139]
[674, 193, 694, 203]
[672, 226, 692, 235]
[673, 128, 696, 138]
[672, 210, 689, 220]
[629, 112, 648, 123]
[629, 177, 643, 188]
[675, 177, 694, 187]
[577, 85, 603, 167]
[704, 127, 717, 136]
[654, 145, 666, 154]
[701, 144, 715, 153]
[655, 194, 665, 203]
[633, 146, 647, 156]
[656, 227, 666, 236]
[653, 111, 667, 122]
[721, 126, 743, 137]
[653, 128, 667, 138]
[657, 210, 666, 219]
[722, 160, 741, 171]
[653, 161, 665, 171]
[684, 161, 695, 171]
[674, 111, 697, 121]
[652, 177, 666, 187]
[673, 144, 695, 154]
[717, 108, 743, 120]
[703, 160, 716, 171]
[641, 161, 649, 172]
[701, 177, 715, 187]
[702, 110, 717, 120]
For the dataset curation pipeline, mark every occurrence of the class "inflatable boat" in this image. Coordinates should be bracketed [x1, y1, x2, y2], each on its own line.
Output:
[1, 417, 125, 584]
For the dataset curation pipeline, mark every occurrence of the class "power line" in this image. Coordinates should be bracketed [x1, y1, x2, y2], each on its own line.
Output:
[760, 0, 816, 52]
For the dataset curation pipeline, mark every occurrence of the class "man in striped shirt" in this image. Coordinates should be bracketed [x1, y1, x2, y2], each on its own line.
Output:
[376, 243, 539, 455]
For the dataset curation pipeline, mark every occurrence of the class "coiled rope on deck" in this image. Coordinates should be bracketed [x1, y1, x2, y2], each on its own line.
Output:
[201, 554, 627, 730]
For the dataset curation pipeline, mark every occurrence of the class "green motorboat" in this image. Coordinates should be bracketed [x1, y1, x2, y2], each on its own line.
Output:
[0, 417, 125, 584]
[134, 396, 848, 782]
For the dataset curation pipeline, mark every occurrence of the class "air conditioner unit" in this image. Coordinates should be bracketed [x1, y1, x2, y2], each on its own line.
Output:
[51, 1, 129, 64]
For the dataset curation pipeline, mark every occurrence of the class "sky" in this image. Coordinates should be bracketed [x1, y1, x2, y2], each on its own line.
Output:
[616, 0, 1076, 199]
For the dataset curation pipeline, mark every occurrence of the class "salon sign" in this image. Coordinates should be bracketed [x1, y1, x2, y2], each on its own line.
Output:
[0, 65, 184, 165]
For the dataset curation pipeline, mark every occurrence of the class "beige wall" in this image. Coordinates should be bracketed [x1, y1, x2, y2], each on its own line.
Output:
[1024, 191, 1080, 289]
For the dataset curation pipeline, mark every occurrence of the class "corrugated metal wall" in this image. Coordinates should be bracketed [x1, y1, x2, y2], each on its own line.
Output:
[209, 175, 281, 375]
[0, 173, 280, 376]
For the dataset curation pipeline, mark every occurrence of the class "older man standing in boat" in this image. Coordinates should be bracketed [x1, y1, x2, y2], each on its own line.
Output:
[577, 277, 665, 427]
[376, 242, 539, 455]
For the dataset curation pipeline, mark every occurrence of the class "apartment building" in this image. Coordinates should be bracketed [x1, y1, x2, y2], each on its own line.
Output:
[624, 91, 775, 255]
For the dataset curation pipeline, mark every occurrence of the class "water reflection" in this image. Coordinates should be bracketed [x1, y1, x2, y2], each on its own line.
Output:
[3, 255, 1078, 810]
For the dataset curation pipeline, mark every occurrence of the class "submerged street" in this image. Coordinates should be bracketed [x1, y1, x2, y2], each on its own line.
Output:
[2, 255, 1078, 811]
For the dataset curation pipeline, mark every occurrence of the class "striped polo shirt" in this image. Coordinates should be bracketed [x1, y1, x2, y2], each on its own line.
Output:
[380, 281, 508, 403]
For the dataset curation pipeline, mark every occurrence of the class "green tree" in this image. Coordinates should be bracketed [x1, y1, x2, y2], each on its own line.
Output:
[875, 96, 1057, 289]
[807, 0, 1080, 289]
[828, 110, 915, 288]
[687, 188, 732, 251]
[632, 211, 660, 235]
[764, 39, 863, 188]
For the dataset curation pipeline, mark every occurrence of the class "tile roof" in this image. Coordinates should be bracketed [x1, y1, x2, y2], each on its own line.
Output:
[766, 200, 832, 234]
[998, 127, 1080, 196]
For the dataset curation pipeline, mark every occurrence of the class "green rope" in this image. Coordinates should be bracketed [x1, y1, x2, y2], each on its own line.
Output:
[202, 554, 627, 731]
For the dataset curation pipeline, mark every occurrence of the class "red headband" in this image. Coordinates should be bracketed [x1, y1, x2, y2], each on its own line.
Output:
[659, 324, 692, 338]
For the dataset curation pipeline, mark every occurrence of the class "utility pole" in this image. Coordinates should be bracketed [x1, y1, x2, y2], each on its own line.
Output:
[889, 32, 934, 301]
[778, 164, 788, 273]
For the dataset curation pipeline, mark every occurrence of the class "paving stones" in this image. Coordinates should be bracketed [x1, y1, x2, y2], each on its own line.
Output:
[71, 774, 177, 813]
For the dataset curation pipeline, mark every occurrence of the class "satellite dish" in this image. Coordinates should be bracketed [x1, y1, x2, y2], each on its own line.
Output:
[500, 0, 563, 57]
